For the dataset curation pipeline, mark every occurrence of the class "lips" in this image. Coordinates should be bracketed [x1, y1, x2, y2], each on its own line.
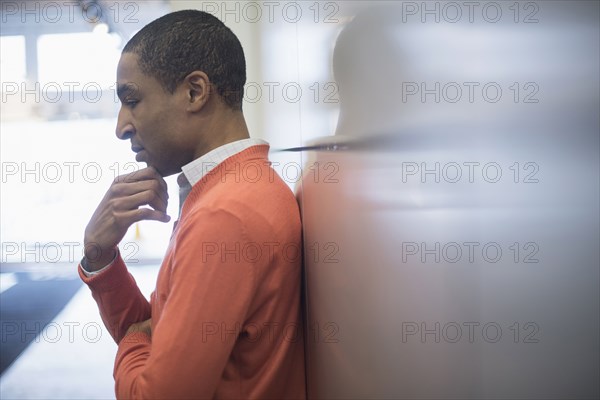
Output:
[131, 144, 146, 162]
[135, 150, 146, 162]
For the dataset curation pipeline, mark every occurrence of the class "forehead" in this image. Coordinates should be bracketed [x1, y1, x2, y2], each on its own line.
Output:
[116, 52, 164, 96]
[117, 52, 142, 83]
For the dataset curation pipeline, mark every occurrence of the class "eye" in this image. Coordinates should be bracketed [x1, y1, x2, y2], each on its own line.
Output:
[124, 98, 138, 107]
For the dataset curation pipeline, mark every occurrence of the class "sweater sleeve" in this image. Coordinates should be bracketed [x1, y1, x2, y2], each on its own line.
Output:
[78, 252, 152, 343]
[114, 209, 257, 399]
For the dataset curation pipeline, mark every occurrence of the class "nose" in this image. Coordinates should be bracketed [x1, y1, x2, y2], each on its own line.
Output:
[115, 108, 135, 140]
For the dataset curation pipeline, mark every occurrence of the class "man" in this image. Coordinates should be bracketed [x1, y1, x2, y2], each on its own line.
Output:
[79, 10, 306, 399]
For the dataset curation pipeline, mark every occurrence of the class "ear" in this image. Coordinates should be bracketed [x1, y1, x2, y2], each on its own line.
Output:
[183, 71, 211, 112]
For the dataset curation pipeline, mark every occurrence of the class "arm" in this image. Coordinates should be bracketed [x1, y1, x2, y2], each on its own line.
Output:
[79, 250, 152, 342]
[113, 209, 257, 399]
[80, 167, 170, 342]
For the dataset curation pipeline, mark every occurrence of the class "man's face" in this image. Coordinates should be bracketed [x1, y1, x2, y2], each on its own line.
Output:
[115, 53, 190, 177]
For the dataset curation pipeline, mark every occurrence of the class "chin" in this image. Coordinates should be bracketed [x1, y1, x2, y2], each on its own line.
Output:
[142, 161, 163, 177]
[156, 165, 180, 178]
[153, 166, 169, 177]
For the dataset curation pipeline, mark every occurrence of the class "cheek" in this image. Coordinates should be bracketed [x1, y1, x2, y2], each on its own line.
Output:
[140, 99, 183, 155]
[141, 110, 168, 142]
[149, 119, 181, 160]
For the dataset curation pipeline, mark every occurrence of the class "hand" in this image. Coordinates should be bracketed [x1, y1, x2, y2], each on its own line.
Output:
[84, 167, 170, 271]
[126, 318, 152, 337]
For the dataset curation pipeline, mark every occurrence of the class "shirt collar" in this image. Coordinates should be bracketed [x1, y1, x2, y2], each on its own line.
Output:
[179, 138, 268, 188]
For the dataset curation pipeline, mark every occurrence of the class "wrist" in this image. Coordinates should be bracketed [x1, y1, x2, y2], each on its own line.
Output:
[84, 244, 117, 272]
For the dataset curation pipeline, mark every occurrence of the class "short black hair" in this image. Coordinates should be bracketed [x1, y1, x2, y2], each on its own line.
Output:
[123, 10, 246, 110]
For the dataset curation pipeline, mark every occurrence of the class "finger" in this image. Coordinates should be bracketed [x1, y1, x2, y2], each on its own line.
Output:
[116, 167, 169, 191]
[133, 167, 168, 192]
[109, 179, 169, 203]
[118, 208, 171, 226]
[120, 189, 169, 214]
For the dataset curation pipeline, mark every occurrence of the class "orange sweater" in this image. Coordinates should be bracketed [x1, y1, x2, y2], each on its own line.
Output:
[79, 145, 306, 399]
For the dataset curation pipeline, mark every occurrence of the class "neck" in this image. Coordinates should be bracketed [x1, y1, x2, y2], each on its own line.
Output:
[194, 108, 250, 159]
[219, 109, 250, 144]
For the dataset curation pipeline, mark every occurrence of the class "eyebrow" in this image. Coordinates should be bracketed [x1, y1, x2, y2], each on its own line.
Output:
[116, 83, 138, 100]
